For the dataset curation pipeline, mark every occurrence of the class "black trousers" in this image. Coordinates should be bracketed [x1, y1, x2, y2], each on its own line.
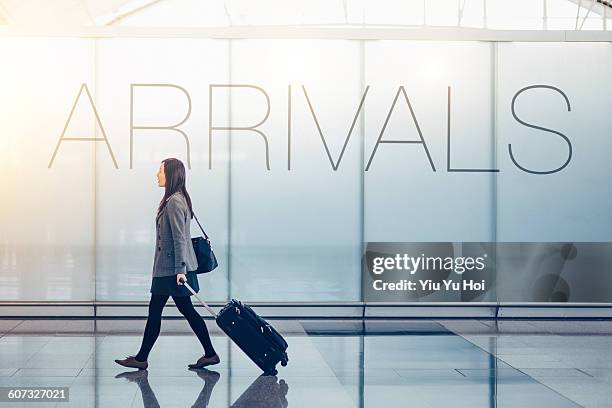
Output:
[135, 294, 216, 362]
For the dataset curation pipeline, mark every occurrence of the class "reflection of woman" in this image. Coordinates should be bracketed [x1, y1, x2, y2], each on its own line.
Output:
[115, 368, 221, 408]
[115, 158, 220, 370]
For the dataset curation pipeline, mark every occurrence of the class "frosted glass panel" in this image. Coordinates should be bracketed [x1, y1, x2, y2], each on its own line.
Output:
[94, 39, 230, 301]
[0, 38, 95, 300]
[364, 41, 495, 243]
[496, 43, 612, 242]
[228, 39, 362, 302]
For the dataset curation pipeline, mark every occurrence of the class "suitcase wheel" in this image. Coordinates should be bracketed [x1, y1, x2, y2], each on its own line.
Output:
[265, 367, 278, 376]
[280, 359, 288, 367]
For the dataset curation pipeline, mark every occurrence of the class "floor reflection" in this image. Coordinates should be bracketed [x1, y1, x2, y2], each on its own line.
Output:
[114, 368, 288, 408]
[231, 374, 289, 408]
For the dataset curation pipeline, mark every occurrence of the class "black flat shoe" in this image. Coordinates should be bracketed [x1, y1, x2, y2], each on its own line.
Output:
[188, 354, 220, 369]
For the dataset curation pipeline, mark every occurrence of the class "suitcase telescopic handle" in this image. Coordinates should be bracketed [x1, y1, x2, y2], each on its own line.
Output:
[179, 277, 218, 318]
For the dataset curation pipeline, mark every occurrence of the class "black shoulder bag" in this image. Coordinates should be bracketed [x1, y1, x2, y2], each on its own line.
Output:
[191, 213, 218, 274]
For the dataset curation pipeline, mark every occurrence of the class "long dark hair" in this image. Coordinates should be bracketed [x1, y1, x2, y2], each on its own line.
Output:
[157, 158, 193, 219]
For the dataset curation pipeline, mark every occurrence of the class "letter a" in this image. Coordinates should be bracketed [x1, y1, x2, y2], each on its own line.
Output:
[48, 83, 118, 168]
[365, 86, 435, 171]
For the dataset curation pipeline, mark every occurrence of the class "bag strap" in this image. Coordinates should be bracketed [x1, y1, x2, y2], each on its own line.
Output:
[192, 212, 209, 240]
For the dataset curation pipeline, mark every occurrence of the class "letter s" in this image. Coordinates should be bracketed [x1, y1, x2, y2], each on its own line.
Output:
[509, 85, 572, 175]
[475, 257, 485, 270]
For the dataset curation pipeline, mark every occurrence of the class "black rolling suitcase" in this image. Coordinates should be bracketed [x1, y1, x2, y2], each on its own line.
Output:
[182, 281, 289, 375]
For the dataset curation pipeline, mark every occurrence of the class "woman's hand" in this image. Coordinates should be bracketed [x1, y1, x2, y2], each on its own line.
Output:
[176, 273, 187, 285]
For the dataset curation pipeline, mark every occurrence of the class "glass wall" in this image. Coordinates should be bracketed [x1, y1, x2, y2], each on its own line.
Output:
[363, 41, 496, 303]
[1, 38, 612, 303]
[495, 42, 612, 302]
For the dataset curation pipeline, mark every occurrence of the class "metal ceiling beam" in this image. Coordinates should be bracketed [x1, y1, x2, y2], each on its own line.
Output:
[566, 0, 612, 29]
[94, 0, 165, 26]
[0, 25, 611, 41]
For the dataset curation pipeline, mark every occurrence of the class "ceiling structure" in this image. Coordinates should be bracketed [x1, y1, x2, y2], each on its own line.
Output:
[0, 0, 610, 45]
[0, 0, 610, 30]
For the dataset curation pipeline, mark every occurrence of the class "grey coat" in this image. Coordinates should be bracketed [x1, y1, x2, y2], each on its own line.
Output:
[152, 192, 198, 277]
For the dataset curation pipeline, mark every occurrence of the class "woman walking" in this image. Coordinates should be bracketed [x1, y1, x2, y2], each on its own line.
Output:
[115, 158, 220, 370]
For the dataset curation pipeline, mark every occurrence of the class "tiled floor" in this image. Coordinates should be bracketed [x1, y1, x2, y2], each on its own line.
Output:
[0, 319, 611, 407]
